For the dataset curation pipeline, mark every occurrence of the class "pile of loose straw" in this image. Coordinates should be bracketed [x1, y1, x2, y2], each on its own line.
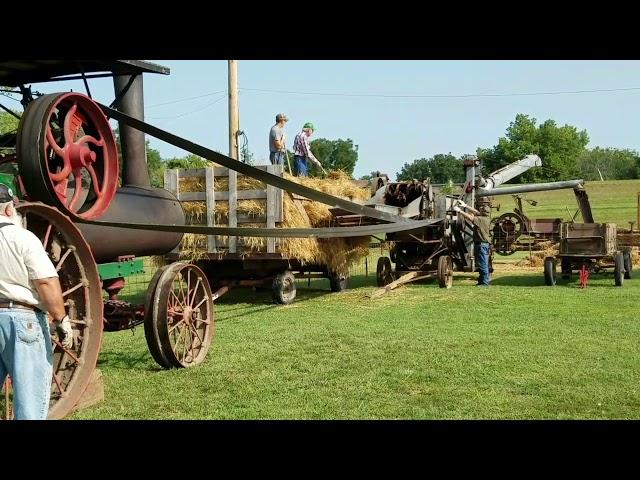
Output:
[179, 169, 371, 274]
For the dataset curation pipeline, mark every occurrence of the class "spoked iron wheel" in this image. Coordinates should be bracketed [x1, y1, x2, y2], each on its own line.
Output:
[376, 257, 394, 287]
[272, 270, 297, 305]
[490, 213, 523, 256]
[329, 271, 349, 292]
[147, 262, 215, 368]
[0, 203, 103, 420]
[437, 255, 453, 289]
[17, 92, 119, 219]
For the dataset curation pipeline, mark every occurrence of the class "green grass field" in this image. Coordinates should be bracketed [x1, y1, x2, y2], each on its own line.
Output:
[61, 179, 640, 419]
[71, 267, 640, 420]
[494, 179, 640, 227]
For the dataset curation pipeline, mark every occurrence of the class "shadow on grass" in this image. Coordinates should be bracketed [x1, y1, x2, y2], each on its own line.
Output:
[490, 273, 618, 288]
[97, 350, 160, 371]
[213, 282, 334, 315]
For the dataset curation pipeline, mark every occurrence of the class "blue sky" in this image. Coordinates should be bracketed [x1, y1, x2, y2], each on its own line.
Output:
[27, 60, 640, 180]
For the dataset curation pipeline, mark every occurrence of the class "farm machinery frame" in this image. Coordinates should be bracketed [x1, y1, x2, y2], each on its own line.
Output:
[366, 155, 588, 293]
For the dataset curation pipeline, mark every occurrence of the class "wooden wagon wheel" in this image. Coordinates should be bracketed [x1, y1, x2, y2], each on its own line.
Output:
[146, 262, 215, 368]
[272, 270, 296, 305]
[437, 255, 453, 289]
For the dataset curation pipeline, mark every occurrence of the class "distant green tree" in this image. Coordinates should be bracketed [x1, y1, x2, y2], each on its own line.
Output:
[309, 138, 358, 177]
[113, 127, 166, 188]
[241, 145, 254, 165]
[146, 143, 164, 188]
[165, 154, 212, 170]
[0, 111, 19, 136]
[477, 114, 589, 182]
[359, 172, 376, 181]
[396, 153, 465, 183]
[576, 147, 640, 181]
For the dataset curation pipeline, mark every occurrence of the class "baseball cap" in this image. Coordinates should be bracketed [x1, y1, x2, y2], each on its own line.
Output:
[276, 113, 288, 122]
[0, 184, 15, 203]
[303, 122, 315, 130]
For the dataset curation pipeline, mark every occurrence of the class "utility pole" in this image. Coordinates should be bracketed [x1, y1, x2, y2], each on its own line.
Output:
[227, 60, 239, 253]
[228, 60, 240, 160]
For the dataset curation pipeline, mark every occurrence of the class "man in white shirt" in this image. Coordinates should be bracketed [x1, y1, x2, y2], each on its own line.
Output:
[0, 184, 72, 419]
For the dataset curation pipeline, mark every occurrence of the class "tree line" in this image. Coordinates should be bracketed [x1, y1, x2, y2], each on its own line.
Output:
[395, 114, 640, 183]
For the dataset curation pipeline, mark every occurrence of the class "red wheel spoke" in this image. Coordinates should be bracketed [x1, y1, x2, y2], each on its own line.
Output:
[42, 224, 52, 249]
[68, 174, 83, 210]
[194, 297, 208, 310]
[62, 103, 79, 145]
[181, 326, 189, 361]
[52, 339, 80, 363]
[168, 318, 185, 333]
[53, 177, 69, 201]
[170, 290, 182, 307]
[62, 282, 84, 297]
[51, 371, 65, 396]
[85, 164, 102, 198]
[55, 248, 73, 272]
[178, 274, 187, 305]
[189, 278, 201, 307]
[173, 324, 186, 353]
[186, 270, 191, 306]
[45, 127, 66, 158]
[75, 134, 103, 147]
[189, 322, 203, 345]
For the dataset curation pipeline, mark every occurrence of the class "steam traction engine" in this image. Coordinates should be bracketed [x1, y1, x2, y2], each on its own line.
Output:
[0, 61, 214, 419]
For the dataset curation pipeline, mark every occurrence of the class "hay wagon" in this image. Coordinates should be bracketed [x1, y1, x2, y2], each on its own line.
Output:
[543, 222, 633, 287]
[163, 165, 366, 304]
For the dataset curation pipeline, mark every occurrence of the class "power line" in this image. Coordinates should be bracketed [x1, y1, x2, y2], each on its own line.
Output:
[146, 90, 226, 109]
[239, 86, 640, 98]
[147, 93, 227, 121]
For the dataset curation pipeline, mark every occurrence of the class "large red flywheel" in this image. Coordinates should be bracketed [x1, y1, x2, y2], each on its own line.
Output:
[16, 92, 119, 219]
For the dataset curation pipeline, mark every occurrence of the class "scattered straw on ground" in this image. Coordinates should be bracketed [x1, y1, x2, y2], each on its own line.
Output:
[516, 241, 559, 267]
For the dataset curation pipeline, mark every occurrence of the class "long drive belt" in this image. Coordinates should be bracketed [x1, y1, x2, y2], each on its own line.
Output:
[66, 104, 441, 239]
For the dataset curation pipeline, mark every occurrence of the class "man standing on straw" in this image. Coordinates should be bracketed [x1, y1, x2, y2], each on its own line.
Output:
[292, 122, 323, 177]
[269, 113, 288, 165]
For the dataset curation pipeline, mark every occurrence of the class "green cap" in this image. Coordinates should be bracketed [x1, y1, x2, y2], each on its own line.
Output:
[303, 122, 315, 130]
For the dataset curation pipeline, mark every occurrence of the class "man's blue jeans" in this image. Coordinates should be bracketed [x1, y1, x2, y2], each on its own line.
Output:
[0, 308, 53, 419]
[293, 155, 308, 177]
[269, 151, 284, 165]
[474, 242, 491, 286]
